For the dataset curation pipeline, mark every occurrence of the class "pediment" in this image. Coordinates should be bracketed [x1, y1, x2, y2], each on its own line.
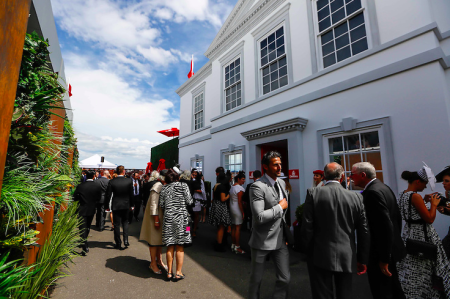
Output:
[206, 0, 267, 58]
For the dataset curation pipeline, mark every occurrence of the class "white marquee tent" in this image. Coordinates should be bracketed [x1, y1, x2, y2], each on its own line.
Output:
[79, 154, 117, 169]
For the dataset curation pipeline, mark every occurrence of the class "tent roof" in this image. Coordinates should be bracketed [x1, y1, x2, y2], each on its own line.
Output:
[79, 154, 117, 169]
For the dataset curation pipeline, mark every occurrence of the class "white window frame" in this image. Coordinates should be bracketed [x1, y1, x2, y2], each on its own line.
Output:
[223, 151, 244, 175]
[323, 125, 387, 190]
[190, 155, 204, 173]
[257, 22, 289, 96]
[191, 82, 206, 132]
[312, 0, 373, 70]
[223, 56, 243, 112]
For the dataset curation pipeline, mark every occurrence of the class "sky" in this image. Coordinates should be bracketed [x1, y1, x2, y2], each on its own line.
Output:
[51, 0, 237, 168]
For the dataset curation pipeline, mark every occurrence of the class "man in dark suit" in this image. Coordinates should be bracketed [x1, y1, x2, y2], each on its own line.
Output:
[242, 170, 262, 231]
[351, 162, 406, 299]
[105, 165, 134, 249]
[301, 162, 369, 299]
[94, 170, 110, 231]
[248, 151, 290, 299]
[128, 172, 143, 223]
[73, 170, 102, 255]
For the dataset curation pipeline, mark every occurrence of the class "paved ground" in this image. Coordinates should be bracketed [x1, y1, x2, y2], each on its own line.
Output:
[51, 211, 372, 299]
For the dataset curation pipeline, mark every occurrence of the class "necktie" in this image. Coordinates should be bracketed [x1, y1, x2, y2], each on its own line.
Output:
[274, 181, 281, 200]
[134, 180, 138, 195]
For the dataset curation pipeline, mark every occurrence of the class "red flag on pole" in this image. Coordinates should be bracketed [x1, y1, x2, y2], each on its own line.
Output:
[187, 55, 194, 79]
[68, 84, 73, 97]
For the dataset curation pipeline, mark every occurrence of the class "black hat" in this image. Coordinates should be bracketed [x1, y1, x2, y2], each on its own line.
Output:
[435, 166, 450, 183]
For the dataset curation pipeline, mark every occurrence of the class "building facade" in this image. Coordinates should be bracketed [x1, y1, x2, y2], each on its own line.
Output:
[176, 0, 450, 235]
[27, 0, 73, 122]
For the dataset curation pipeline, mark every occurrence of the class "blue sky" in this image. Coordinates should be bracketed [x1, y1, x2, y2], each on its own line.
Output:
[51, 0, 237, 168]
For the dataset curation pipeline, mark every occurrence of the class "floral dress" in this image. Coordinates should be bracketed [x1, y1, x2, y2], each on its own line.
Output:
[397, 191, 450, 299]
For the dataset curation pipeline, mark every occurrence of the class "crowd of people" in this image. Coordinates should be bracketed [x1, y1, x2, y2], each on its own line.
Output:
[72, 153, 450, 298]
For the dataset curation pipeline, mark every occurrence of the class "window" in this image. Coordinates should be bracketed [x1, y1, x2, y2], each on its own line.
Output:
[224, 57, 242, 111]
[191, 158, 203, 173]
[194, 93, 204, 130]
[224, 151, 243, 176]
[327, 130, 382, 190]
[316, 0, 368, 68]
[259, 25, 288, 95]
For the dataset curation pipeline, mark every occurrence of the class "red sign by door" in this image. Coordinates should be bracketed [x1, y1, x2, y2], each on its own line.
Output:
[249, 171, 254, 180]
[289, 169, 299, 179]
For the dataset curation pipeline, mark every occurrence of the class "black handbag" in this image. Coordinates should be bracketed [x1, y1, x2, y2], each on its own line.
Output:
[282, 220, 295, 246]
[405, 193, 438, 261]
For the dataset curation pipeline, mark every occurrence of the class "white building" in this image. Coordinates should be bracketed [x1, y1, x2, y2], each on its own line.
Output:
[27, 0, 73, 122]
[176, 0, 450, 236]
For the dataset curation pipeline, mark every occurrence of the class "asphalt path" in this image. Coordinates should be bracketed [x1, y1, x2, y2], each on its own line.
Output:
[51, 210, 372, 299]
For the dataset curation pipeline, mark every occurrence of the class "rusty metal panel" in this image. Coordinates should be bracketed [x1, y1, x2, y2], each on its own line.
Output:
[0, 0, 32, 197]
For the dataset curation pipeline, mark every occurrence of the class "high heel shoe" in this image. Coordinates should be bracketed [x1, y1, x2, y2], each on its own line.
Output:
[234, 246, 245, 254]
[157, 263, 168, 272]
[149, 265, 162, 275]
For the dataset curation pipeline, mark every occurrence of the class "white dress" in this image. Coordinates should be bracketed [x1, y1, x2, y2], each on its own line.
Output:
[229, 185, 245, 225]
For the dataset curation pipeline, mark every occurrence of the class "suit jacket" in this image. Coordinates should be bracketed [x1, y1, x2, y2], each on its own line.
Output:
[249, 175, 288, 251]
[95, 177, 109, 204]
[362, 179, 406, 263]
[73, 180, 102, 216]
[105, 176, 134, 211]
[300, 182, 370, 273]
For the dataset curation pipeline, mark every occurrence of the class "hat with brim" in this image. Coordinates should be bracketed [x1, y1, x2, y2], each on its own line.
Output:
[313, 170, 324, 176]
[435, 166, 450, 183]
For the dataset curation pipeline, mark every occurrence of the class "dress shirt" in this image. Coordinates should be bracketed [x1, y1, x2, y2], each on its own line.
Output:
[325, 180, 341, 185]
[86, 179, 94, 182]
[363, 178, 377, 191]
[133, 179, 140, 196]
[264, 173, 284, 211]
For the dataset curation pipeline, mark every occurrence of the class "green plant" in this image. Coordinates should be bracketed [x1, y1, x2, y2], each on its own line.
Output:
[295, 203, 305, 222]
[0, 251, 37, 298]
[15, 202, 82, 299]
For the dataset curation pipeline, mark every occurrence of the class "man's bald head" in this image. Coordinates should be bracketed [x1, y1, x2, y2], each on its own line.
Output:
[103, 170, 110, 177]
[324, 162, 344, 181]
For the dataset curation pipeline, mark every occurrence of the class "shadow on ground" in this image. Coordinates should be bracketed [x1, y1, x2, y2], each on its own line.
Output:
[123, 211, 372, 299]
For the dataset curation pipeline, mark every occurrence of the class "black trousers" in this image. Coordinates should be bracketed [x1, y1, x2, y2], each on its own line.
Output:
[307, 258, 353, 299]
[95, 203, 106, 229]
[128, 195, 141, 222]
[79, 215, 94, 250]
[249, 243, 290, 299]
[367, 258, 405, 299]
[113, 209, 129, 246]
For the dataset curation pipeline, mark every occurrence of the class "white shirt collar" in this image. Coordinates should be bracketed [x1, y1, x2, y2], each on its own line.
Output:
[86, 179, 94, 181]
[364, 178, 377, 190]
[325, 180, 341, 185]
[264, 173, 278, 187]
[118, 175, 124, 177]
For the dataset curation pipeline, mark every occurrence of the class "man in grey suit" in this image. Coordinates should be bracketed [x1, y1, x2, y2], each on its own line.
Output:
[249, 151, 290, 299]
[300, 162, 370, 299]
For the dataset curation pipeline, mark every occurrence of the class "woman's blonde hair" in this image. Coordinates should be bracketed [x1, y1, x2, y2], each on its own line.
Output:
[149, 170, 159, 181]
[179, 170, 191, 181]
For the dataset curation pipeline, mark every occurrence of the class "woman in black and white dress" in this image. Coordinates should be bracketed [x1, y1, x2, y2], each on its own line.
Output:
[397, 168, 450, 298]
[159, 169, 193, 281]
[208, 171, 231, 252]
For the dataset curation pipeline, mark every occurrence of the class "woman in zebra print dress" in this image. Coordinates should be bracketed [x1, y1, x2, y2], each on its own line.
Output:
[397, 169, 450, 298]
[159, 169, 193, 281]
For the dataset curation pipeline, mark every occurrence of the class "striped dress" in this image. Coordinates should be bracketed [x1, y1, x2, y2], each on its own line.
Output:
[159, 182, 193, 246]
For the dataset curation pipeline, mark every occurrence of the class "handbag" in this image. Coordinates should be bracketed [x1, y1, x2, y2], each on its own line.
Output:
[282, 220, 295, 246]
[405, 193, 438, 261]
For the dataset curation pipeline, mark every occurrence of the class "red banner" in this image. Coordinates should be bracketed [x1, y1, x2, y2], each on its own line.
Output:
[289, 169, 299, 179]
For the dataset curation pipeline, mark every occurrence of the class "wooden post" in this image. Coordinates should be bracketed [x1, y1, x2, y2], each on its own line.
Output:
[0, 0, 32, 198]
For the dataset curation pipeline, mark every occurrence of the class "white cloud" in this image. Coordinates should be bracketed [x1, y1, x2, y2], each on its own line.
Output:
[67, 53, 179, 168]
[137, 46, 179, 66]
[51, 0, 160, 50]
